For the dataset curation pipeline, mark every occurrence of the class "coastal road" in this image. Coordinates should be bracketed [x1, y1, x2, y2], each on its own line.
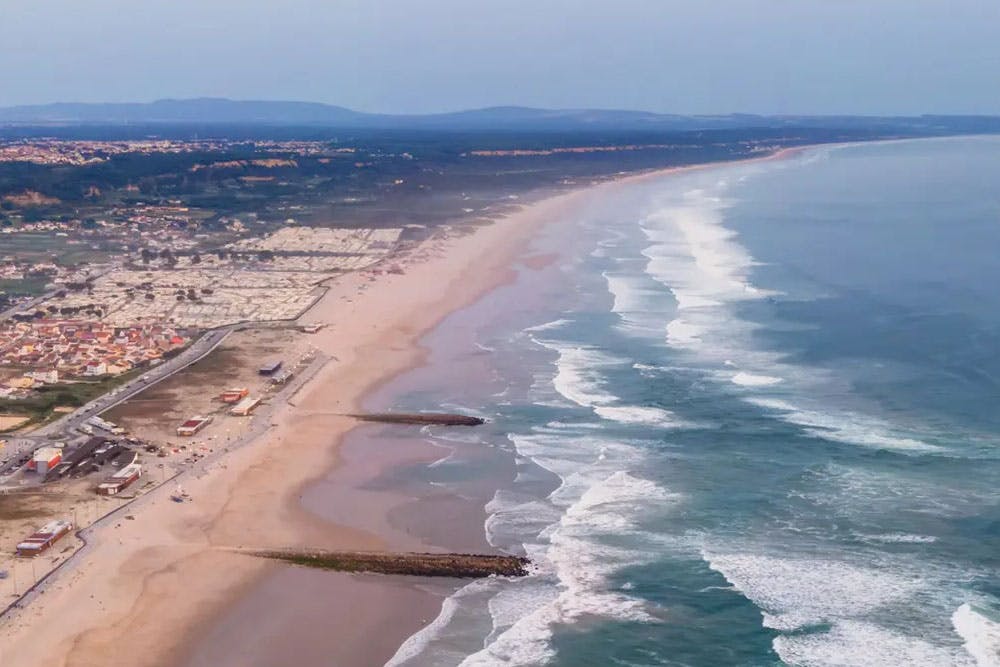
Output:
[0, 351, 330, 623]
[44, 326, 236, 439]
[0, 326, 237, 484]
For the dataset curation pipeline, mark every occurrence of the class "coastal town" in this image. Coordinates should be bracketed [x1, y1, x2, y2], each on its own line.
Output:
[0, 219, 404, 412]
[0, 138, 343, 166]
[3, 0, 1000, 662]
[0, 101, 946, 664]
[0, 129, 803, 598]
[0, 146, 410, 607]
[0, 320, 189, 393]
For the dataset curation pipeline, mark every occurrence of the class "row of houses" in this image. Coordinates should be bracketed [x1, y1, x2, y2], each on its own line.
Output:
[0, 319, 190, 383]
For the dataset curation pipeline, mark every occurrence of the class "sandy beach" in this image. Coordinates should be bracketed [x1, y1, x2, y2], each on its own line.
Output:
[0, 148, 802, 667]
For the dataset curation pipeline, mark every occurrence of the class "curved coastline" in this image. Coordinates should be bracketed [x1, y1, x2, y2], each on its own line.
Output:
[0, 147, 807, 667]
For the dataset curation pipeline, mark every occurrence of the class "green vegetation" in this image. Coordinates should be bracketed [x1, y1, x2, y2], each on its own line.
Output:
[0, 276, 50, 297]
[0, 367, 144, 431]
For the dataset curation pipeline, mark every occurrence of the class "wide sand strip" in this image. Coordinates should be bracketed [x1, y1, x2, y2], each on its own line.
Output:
[0, 148, 802, 667]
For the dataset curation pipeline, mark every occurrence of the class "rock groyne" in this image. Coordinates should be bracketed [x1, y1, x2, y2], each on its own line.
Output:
[349, 412, 486, 426]
[248, 549, 528, 578]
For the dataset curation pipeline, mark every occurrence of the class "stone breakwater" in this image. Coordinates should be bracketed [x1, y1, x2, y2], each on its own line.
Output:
[248, 549, 529, 578]
[349, 412, 486, 426]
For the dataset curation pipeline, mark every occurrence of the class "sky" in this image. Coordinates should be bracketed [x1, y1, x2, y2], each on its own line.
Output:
[2, 0, 999, 115]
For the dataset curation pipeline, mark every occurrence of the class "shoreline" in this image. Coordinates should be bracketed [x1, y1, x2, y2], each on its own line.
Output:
[0, 145, 809, 667]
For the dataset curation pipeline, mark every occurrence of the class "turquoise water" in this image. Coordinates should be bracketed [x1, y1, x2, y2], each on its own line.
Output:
[389, 137, 1000, 666]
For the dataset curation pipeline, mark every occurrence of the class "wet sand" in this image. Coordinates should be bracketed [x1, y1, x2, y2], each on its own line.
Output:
[0, 180, 575, 667]
[0, 149, 804, 667]
[184, 567, 447, 667]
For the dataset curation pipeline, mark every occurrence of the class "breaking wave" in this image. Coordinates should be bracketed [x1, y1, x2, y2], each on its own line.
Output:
[705, 551, 982, 666]
[634, 182, 946, 456]
[953, 602, 1000, 667]
[462, 461, 676, 666]
[533, 337, 687, 429]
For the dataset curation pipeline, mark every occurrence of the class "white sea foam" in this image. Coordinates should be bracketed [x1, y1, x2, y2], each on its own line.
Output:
[774, 619, 976, 667]
[524, 318, 573, 333]
[704, 552, 918, 632]
[636, 182, 952, 457]
[672, 291, 723, 309]
[640, 191, 773, 328]
[593, 405, 679, 427]
[731, 371, 784, 386]
[746, 397, 942, 453]
[702, 551, 982, 666]
[465, 424, 676, 666]
[385, 586, 466, 666]
[535, 339, 686, 429]
[542, 343, 620, 408]
[636, 190, 798, 400]
[474, 340, 497, 353]
[804, 464, 996, 521]
[485, 490, 562, 544]
[953, 603, 1000, 667]
[603, 271, 661, 315]
[855, 532, 938, 544]
[602, 271, 673, 334]
[427, 447, 457, 468]
[665, 318, 705, 347]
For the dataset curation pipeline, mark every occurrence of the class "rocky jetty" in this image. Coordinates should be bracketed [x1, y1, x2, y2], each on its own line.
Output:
[249, 549, 528, 578]
[349, 412, 485, 426]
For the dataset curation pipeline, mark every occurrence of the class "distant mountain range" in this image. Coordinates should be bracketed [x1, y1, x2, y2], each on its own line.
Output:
[1, 98, 999, 134]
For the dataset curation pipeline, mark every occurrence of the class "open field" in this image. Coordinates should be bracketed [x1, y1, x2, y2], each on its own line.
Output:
[0, 415, 30, 431]
[0, 370, 148, 431]
[0, 232, 111, 267]
[0, 478, 138, 601]
[105, 327, 315, 449]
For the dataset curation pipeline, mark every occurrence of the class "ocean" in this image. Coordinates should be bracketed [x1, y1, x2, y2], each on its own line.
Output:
[385, 137, 1000, 667]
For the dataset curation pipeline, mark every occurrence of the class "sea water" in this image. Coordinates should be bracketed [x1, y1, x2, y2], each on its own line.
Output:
[388, 137, 1000, 666]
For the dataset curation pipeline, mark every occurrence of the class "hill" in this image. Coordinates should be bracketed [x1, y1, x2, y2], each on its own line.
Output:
[3, 98, 1000, 135]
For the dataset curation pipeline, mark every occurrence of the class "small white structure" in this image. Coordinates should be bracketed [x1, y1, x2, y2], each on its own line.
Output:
[230, 396, 262, 416]
[97, 463, 142, 496]
[82, 362, 108, 377]
[26, 369, 59, 384]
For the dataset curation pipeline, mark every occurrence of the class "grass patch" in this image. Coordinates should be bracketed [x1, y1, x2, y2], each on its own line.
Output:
[0, 367, 145, 431]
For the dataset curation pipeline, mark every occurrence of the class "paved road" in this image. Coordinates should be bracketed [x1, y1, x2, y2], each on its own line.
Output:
[0, 351, 329, 623]
[0, 325, 237, 485]
[42, 326, 235, 438]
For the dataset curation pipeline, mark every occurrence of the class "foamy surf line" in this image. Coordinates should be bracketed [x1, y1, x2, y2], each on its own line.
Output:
[704, 550, 987, 667]
[953, 602, 1000, 667]
[731, 371, 783, 386]
[532, 334, 690, 428]
[745, 397, 943, 454]
[455, 463, 677, 667]
[389, 429, 681, 666]
[632, 170, 951, 457]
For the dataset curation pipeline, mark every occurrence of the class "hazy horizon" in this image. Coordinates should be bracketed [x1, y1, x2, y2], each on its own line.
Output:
[4, 96, 1000, 118]
[3, 0, 999, 116]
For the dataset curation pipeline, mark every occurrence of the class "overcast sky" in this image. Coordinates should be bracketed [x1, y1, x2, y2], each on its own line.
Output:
[2, 0, 999, 115]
